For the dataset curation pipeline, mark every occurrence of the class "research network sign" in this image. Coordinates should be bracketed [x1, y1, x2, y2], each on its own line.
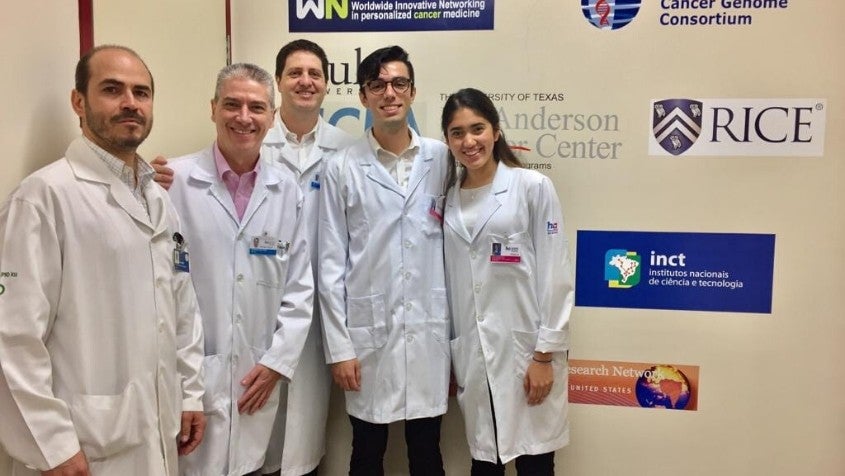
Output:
[575, 231, 775, 313]
[289, 0, 495, 32]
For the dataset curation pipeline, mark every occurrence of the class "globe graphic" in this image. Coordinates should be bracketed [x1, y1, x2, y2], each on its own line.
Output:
[635, 365, 691, 409]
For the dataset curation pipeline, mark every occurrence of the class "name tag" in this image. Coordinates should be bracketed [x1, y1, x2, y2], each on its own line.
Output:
[249, 232, 290, 256]
[172, 232, 190, 272]
[490, 243, 521, 263]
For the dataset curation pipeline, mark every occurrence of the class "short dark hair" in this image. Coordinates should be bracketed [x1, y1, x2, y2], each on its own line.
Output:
[274, 39, 329, 80]
[356, 46, 414, 92]
[441, 88, 523, 188]
[75, 45, 154, 95]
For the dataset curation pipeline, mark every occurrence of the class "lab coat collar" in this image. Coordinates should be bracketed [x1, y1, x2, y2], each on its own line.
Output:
[65, 137, 165, 235]
[445, 160, 513, 244]
[358, 128, 432, 199]
[266, 116, 347, 175]
[187, 144, 285, 228]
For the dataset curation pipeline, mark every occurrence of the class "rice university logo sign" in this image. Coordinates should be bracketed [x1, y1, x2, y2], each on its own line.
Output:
[652, 99, 703, 156]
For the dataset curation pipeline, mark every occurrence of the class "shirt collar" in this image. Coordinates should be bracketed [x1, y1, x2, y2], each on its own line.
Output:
[82, 136, 152, 189]
[278, 116, 319, 146]
[367, 128, 420, 158]
[213, 141, 260, 181]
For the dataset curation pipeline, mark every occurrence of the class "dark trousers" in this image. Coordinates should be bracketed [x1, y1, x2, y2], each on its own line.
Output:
[349, 415, 444, 476]
[470, 383, 555, 476]
[470, 452, 555, 476]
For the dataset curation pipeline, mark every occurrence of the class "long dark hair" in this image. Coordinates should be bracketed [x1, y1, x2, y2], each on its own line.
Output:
[441, 88, 523, 188]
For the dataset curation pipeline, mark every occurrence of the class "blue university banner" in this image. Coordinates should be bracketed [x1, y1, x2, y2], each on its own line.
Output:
[576, 230, 775, 313]
[289, 0, 495, 32]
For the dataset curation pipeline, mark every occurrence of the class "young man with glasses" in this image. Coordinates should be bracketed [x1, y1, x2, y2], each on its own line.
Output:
[318, 45, 450, 475]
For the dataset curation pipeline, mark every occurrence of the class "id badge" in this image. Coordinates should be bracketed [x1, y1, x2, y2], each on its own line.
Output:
[172, 232, 190, 272]
[428, 196, 444, 223]
[173, 249, 190, 272]
[250, 232, 278, 256]
[310, 173, 321, 190]
[490, 242, 521, 263]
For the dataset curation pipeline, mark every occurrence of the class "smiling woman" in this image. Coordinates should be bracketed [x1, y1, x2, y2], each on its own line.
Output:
[441, 88, 574, 474]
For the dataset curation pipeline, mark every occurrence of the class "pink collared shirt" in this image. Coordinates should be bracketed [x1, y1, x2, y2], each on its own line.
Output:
[213, 143, 259, 221]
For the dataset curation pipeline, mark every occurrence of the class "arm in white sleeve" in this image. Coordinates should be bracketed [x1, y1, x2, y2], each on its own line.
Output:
[173, 239, 205, 412]
[260, 190, 314, 379]
[530, 176, 574, 353]
[0, 194, 81, 470]
[317, 154, 357, 364]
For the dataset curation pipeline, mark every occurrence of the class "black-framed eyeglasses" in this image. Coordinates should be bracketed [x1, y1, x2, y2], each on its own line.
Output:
[365, 77, 413, 95]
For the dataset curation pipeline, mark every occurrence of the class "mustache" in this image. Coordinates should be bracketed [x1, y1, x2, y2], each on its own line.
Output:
[112, 111, 146, 124]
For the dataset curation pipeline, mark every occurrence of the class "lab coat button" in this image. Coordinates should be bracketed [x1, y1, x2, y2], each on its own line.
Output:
[235, 314, 242, 323]
[474, 284, 481, 293]
[471, 252, 477, 259]
[404, 272, 411, 280]
[404, 240, 412, 248]
[405, 302, 413, 311]
[407, 335, 415, 343]
[476, 314, 483, 322]
[236, 274, 244, 282]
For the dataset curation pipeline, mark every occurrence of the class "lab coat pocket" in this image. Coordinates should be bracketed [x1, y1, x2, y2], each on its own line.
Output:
[346, 294, 385, 328]
[488, 232, 533, 278]
[511, 329, 540, 381]
[201, 353, 230, 412]
[348, 326, 388, 350]
[181, 354, 232, 474]
[233, 347, 283, 467]
[68, 379, 148, 461]
[345, 294, 388, 349]
[421, 194, 446, 232]
[449, 335, 468, 389]
[429, 288, 449, 321]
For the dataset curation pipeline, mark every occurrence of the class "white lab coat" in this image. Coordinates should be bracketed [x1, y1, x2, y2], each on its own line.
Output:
[167, 146, 314, 476]
[319, 131, 451, 423]
[260, 116, 354, 475]
[0, 138, 204, 475]
[444, 162, 574, 464]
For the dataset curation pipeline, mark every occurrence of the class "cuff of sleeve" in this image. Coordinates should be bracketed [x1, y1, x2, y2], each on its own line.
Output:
[327, 346, 357, 364]
[40, 435, 82, 471]
[535, 326, 569, 353]
[259, 355, 294, 382]
[181, 398, 203, 413]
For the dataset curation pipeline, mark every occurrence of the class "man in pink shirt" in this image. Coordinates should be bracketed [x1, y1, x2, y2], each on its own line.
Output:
[165, 63, 314, 476]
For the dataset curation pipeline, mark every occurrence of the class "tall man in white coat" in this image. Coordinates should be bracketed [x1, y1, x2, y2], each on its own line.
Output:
[260, 39, 355, 476]
[0, 45, 205, 476]
[319, 45, 451, 475]
[166, 63, 314, 476]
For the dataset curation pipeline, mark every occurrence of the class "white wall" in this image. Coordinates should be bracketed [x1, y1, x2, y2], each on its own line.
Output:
[0, 2, 79, 199]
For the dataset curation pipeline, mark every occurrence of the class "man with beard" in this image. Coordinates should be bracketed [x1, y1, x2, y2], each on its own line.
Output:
[0, 45, 205, 476]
